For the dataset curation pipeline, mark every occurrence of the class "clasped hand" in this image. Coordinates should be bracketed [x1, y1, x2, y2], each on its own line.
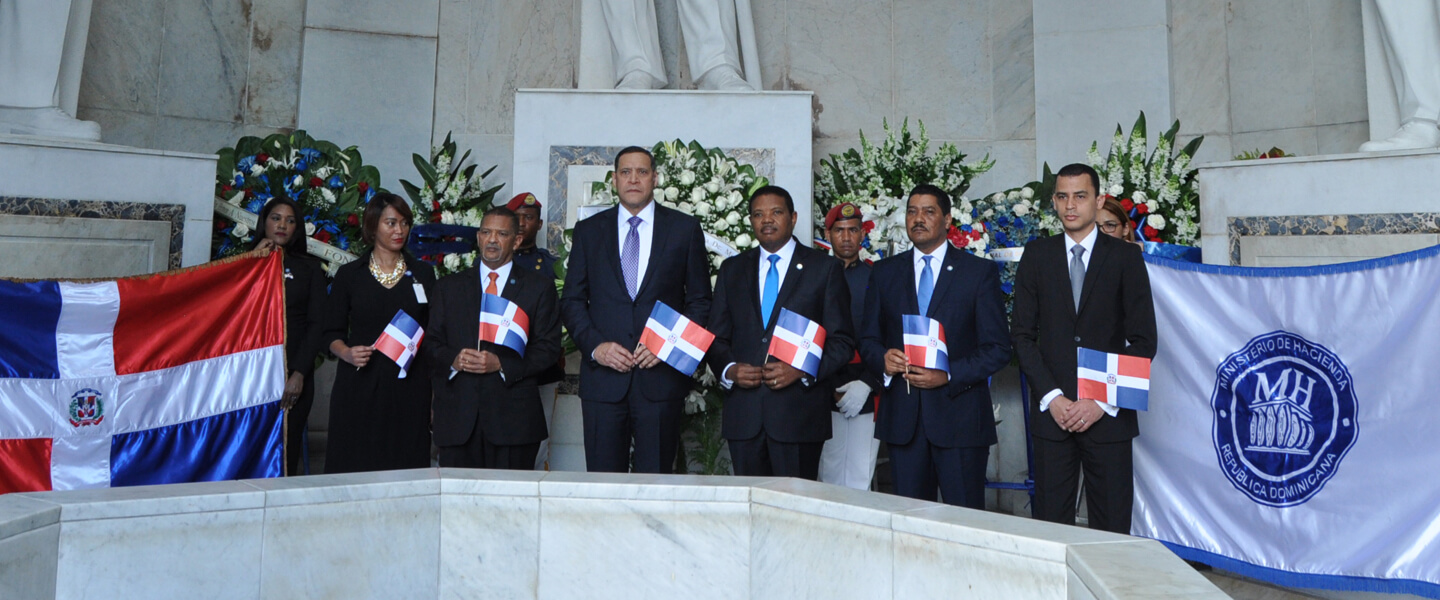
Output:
[726, 361, 802, 390]
[453, 348, 500, 374]
[1050, 396, 1104, 433]
[594, 342, 660, 373]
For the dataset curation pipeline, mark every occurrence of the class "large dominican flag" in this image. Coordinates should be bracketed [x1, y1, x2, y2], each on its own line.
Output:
[640, 301, 714, 377]
[479, 293, 529, 356]
[1136, 248, 1440, 597]
[768, 308, 825, 378]
[0, 253, 286, 493]
[902, 315, 948, 374]
[1076, 347, 1151, 411]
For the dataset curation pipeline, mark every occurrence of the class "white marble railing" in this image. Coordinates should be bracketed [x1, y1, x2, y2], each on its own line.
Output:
[0, 470, 1228, 600]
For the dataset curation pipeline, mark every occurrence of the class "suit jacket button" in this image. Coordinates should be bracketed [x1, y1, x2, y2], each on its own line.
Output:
[1074, 336, 1081, 343]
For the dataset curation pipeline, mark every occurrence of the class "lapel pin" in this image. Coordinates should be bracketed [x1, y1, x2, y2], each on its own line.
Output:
[796, 263, 804, 270]
[946, 265, 953, 271]
[510, 279, 517, 284]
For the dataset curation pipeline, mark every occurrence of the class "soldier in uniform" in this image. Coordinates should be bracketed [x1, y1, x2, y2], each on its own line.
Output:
[817, 203, 882, 490]
[505, 192, 564, 469]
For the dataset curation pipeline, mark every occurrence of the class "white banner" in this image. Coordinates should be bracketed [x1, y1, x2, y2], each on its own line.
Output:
[1134, 247, 1440, 598]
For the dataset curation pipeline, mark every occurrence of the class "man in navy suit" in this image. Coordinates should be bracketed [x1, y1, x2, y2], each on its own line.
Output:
[560, 146, 713, 473]
[1012, 163, 1156, 533]
[859, 184, 1012, 508]
[705, 186, 854, 479]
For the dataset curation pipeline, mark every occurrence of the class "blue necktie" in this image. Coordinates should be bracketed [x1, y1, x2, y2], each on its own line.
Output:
[917, 255, 934, 315]
[761, 254, 780, 327]
[622, 216, 641, 299]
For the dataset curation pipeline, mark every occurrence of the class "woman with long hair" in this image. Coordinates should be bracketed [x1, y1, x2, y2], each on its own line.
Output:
[1099, 198, 1141, 246]
[319, 193, 436, 473]
[252, 198, 326, 475]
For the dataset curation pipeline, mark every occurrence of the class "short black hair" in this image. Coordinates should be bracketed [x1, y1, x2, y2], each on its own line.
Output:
[481, 206, 520, 232]
[908, 183, 951, 215]
[1055, 163, 1101, 196]
[362, 192, 413, 245]
[615, 146, 654, 170]
[748, 185, 795, 213]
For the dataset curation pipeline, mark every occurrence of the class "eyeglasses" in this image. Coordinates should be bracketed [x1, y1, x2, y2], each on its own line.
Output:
[1098, 221, 1122, 233]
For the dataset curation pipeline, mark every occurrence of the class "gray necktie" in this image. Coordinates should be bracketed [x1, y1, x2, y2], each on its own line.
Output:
[1070, 245, 1086, 311]
[622, 216, 641, 299]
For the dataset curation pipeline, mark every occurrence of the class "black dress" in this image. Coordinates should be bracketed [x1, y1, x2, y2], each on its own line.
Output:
[321, 251, 436, 473]
[282, 251, 327, 475]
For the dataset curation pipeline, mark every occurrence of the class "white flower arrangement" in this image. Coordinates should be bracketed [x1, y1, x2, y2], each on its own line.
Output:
[814, 119, 994, 260]
[1087, 112, 1203, 245]
[400, 132, 506, 277]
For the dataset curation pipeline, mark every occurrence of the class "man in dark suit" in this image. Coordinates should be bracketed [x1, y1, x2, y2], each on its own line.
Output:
[706, 186, 854, 479]
[1012, 163, 1157, 534]
[859, 184, 1012, 509]
[817, 202, 883, 489]
[426, 206, 563, 469]
[505, 191, 565, 471]
[560, 146, 712, 474]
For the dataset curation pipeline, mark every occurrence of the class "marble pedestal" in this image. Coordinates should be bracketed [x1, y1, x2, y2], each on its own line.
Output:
[0, 469, 1230, 600]
[1197, 149, 1440, 267]
[0, 135, 217, 277]
[512, 89, 814, 249]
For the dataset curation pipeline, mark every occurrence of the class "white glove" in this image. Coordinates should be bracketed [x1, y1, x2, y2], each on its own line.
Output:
[835, 380, 872, 418]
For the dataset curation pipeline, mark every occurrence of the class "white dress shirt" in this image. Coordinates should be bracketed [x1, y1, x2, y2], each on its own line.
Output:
[1041, 226, 1118, 418]
[479, 261, 513, 297]
[720, 238, 798, 389]
[616, 200, 657, 288]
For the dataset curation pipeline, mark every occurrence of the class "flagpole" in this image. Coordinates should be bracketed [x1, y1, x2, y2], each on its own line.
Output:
[282, 406, 289, 477]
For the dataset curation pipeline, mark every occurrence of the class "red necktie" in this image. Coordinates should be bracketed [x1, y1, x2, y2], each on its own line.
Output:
[486, 272, 498, 295]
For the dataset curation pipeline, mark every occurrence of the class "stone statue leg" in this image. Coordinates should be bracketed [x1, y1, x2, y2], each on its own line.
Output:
[677, 0, 751, 90]
[1361, 0, 1440, 151]
[601, 0, 668, 89]
[0, 0, 100, 140]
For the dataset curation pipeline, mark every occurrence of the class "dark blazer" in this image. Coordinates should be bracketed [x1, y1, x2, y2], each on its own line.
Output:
[426, 263, 563, 447]
[831, 259, 881, 414]
[560, 204, 712, 404]
[1011, 233, 1157, 443]
[705, 240, 854, 443]
[281, 252, 326, 377]
[859, 245, 1012, 448]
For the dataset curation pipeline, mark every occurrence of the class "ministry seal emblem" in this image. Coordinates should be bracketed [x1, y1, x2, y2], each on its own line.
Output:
[1211, 331, 1358, 507]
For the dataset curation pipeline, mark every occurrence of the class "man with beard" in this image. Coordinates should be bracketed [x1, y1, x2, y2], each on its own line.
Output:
[706, 186, 853, 479]
[426, 207, 563, 469]
[859, 184, 1011, 508]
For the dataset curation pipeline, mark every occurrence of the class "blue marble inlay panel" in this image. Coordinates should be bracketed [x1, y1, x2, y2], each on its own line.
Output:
[1227, 213, 1440, 265]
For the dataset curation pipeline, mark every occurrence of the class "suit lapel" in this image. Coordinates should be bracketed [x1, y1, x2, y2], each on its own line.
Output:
[899, 250, 920, 316]
[500, 264, 525, 303]
[1077, 234, 1110, 315]
[600, 207, 628, 292]
[635, 204, 671, 298]
[767, 240, 807, 330]
[925, 246, 958, 318]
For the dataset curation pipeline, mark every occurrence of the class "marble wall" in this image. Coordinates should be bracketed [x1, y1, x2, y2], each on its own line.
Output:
[1169, 0, 1370, 165]
[73, 0, 1372, 205]
[0, 469, 1229, 600]
[77, 0, 304, 156]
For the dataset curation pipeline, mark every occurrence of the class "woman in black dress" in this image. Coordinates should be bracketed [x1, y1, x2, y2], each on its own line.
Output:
[252, 198, 326, 476]
[321, 193, 436, 473]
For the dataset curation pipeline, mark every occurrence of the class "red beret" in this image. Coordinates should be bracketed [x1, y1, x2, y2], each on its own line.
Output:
[506, 192, 540, 212]
[824, 202, 863, 229]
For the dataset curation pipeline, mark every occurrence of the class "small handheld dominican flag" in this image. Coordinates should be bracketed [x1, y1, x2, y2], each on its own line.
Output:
[902, 315, 949, 374]
[768, 308, 826, 378]
[640, 301, 715, 376]
[479, 293, 530, 356]
[374, 310, 424, 378]
[1076, 347, 1150, 411]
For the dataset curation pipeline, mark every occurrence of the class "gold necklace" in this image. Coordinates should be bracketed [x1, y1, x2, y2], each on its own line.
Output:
[369, 255, 406, 287]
